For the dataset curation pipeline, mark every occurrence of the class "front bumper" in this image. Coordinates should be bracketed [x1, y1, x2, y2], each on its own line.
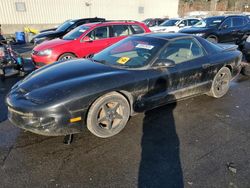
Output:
[7, 97, 88, 136]
[31, 54, 58, 68]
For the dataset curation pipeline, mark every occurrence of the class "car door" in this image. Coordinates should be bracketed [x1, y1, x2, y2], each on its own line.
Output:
[146, 38, 210, 107]
[78, 26, 111, 57]
[218, 18, 234, 43]
[231, 17, 246, 43]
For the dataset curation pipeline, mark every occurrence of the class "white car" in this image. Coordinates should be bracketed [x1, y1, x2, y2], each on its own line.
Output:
[150, 18, 200, 33]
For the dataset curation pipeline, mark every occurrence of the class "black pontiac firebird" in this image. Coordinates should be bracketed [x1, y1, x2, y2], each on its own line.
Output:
[6, 33, 242, 138]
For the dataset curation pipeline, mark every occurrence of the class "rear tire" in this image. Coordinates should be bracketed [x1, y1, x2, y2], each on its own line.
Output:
[58, 53, 76, 61]
[207, 35, 218, 43]
[87, 92, 130, 138]
[209, 67, 231, 98]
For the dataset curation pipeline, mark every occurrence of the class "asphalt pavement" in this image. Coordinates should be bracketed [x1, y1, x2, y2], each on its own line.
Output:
[0, 45, 249, 188]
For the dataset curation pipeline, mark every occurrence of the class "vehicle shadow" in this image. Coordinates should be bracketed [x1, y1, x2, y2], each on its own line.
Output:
[0, 78, 19, 122]
[138, 99, 183, 188]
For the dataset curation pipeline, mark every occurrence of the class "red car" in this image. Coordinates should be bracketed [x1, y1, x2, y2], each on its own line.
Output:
[31, 21, 150, 67]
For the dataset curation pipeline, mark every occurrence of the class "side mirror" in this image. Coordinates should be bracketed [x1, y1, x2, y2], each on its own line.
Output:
[153, 59, 176, 68]
[83, 36, 93, 42]
[179, 23, 185, 28]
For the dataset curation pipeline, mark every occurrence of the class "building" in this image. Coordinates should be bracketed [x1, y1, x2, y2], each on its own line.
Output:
[0, 0, 179, 34]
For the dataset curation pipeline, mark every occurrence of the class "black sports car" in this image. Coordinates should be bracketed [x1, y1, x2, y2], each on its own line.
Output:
[6, 33, 242, 138]
[31, 17, 105, 44]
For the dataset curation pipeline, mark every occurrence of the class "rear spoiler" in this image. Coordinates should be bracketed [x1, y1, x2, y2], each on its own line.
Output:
[216, 43, 238, 52]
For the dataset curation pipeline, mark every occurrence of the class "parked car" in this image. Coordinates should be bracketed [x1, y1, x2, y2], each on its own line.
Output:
[31, 21, 150, 67]
[30, 17, 106, 44]
[150, 18, 200, 33]
[179, 15, 250, 45]
[142, 18, 168, 27]
[7, 33, 242, 138]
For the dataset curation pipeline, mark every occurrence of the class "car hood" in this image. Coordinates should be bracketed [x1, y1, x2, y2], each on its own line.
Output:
[33, 38, 72, 51]
[15, 59, 128, 97]
[179, 27, 213, 34]
[33, 30, 63, 39]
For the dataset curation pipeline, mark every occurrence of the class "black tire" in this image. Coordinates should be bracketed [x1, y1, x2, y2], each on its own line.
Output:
[209, 67, 231, 98]
[87, 92, 130, 138]
[58, 53, 76, 61]
[207, 35, 218, 43]
[241, 63, 250, 76]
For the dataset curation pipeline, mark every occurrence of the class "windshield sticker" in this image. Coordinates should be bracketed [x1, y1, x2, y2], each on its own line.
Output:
[79, 29, 86, 32]
[117, 57, 130, 64]
[136, 44, 154, 50]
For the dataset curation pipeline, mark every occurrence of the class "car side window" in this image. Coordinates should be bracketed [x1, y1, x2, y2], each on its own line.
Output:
[188, 19, 199, 26]
[232, 17, 244, 27]
[112, 25, 132, 37]
[159, 38, 205, 64]
[130, 24, 145, 34]
[221, 18, 232, 28]
[87, 26, 109, 40]
[178, 20, 188, 27]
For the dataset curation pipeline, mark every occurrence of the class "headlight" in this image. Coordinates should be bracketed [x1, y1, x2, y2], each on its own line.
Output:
[246, 36, 250, 43]
[195, 33, 205, 37]
[37, 49, 52, 56]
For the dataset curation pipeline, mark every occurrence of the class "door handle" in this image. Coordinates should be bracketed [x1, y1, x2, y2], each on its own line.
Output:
[202, 63, 211, 69]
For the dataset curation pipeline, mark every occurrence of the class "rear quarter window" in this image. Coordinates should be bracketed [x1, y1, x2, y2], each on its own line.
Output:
[112, 25, 132, 37]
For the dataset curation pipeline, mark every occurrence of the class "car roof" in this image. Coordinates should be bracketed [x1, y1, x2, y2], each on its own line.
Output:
[83, 21, 143, 27]
[205, 15, 247, 19]
[182, 17, 200, 20]
[205, 16, 226, 19]
[139, 32, 192, 40]
[72, 17, 105, 23]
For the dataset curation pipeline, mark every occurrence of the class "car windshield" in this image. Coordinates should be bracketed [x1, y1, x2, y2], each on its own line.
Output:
[160, 19, 179, 26]
[63, 25, 89, 40]
[142, 19, 151, 25]
[92, 36, 166, 68]
[194, 17, 224, 28]
[56, 20, 75, 32]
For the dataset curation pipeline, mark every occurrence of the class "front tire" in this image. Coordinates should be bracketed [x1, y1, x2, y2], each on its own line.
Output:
[58, 53, 76, 61]
[209, 67, 231, 98]
[87, 92, 130, 138]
